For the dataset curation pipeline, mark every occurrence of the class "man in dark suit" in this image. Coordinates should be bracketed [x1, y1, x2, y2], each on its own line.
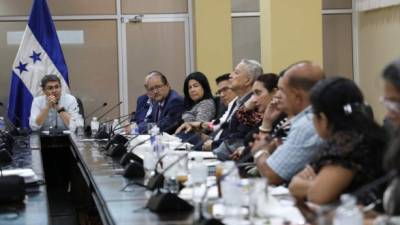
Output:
[145, 71, 184, 134]
[131, 72, 157, 133]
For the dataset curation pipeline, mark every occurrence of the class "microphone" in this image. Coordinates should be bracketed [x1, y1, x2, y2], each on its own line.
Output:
[102, 114, 136, 150]
[119, 119, 182, 167]
[84, 102, 108, 121]
[97, 101, 122, 122]
[0, 130, 15, 153]
[84, 102, 108, 136]
[0, 102, 29, 136]
[0, 145, 25, 204]
[93, 101, 123, 139]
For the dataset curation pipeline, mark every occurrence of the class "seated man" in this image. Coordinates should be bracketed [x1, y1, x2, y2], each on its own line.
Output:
[131, 71, 157, 133]
[29, 74, 79, 131]
[251, 61, 324, 186]
[144, 71, 185, 134]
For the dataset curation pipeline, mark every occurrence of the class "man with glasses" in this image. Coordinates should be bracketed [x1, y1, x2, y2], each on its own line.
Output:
[381, 58, 400, 134]
[144, 71, 184, 134]
[29, 74, 79, 131]
[131, 71, 158, 133]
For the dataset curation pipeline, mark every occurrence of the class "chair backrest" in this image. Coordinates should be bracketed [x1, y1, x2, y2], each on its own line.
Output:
[75, 96, 85, 119]
[213, 96, 226, 120]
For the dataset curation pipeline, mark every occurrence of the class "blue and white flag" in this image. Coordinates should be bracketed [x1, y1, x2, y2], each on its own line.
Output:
[8, 0, 69, 128]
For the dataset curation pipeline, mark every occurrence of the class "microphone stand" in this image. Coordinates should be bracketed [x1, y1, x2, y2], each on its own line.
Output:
[92, 101, 122, 139]
[49, 106, 63, 135]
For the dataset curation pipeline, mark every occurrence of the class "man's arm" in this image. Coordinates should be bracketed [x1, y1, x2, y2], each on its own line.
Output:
[60, 95, 79, 128]
[30, 98, 49, 130]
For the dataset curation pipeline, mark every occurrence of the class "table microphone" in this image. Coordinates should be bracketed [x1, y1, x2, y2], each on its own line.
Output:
[108, 120, 165, 159]
[121, 120, 185, 179]
[84, 102, 108, 136]
[0, 102, 29, 136]
[93, 101, 122, 139]
[103, 114, 136, 150]
[119, 118, 182, 166]
[0, 145, 25, 204]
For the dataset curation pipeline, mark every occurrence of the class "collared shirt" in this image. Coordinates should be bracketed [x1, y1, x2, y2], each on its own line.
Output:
[29, 93, 79, 131]
[144, 98, 153, 122]
[266, 106, 323, 181]
[214, 97, 238, 129]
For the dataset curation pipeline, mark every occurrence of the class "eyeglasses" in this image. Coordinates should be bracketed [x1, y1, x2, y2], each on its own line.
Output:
[216, 87, 231, 95]
[147, 84, 165, 93]
[45, 85, 60, 91]
[380, 96, 400, 113]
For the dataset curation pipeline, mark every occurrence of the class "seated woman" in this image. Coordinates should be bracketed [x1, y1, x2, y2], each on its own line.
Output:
[176, 72, 216, 143]
[288, 77, 387, 205]
[181, 71, 216, 122]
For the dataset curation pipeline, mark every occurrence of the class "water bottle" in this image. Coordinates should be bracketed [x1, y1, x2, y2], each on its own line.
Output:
[0, 117, 5, 132]
[150, 125, 160, 145]
[130, 122, 139, 135]
[112, 119, 120, 134]
[91, 117, 99, 137]
[75, 115, 85, 138]
[191, 156, 208, 201]
[333, 194, 363, 225]
[221, 161, 242, 219]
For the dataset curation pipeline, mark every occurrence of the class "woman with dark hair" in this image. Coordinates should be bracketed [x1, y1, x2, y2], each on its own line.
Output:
[288, 77, 387, 205]
[181, 72, 216, 122]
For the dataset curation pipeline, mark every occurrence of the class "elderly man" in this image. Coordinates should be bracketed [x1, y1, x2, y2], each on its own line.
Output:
[145, 71, 184, 134]
[210, 59, 263, 157]
[29, 74, 79, 131]
[132, 71, 158, 133]
[252, 61, 324, 185]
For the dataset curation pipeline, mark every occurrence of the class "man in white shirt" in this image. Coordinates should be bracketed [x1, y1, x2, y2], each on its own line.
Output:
[29, 74, 79, 131]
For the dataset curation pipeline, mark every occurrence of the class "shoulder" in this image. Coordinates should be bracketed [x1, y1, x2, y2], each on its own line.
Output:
[32, 95, 46, 105]
[137, 94, 148, 104]
[63, 93, 77, 100]
[138, 94, 148, 101]
[168, 90, 184, 103]
[197, 99, 215, 107]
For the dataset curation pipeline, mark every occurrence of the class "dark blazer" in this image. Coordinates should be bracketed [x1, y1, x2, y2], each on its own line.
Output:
[133, 94, 151, 123]
[148, 89, 185, 134]
[211, 92, 253, 149]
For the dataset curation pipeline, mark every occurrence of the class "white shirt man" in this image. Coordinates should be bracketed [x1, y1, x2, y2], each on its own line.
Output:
[29, 74, 79, 131]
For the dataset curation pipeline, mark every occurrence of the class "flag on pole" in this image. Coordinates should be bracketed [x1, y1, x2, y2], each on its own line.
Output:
[8, 0, 69, 128]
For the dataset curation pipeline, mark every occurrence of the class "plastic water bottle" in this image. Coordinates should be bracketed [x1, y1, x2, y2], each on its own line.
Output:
[91, 117, 99, 137]
[112, 119, 120, 134]
[150, 125, 160, 145]
[0, 117, 5, 132]
[221, 161, 242, 219]
[130, 122, 139, 135]
[333, 194, 363, 225]
[75, 115, 85, 138]
[191, 156, 208, 201]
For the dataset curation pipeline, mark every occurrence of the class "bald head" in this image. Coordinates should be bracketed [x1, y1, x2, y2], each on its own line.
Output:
[284, 61, 325, 92]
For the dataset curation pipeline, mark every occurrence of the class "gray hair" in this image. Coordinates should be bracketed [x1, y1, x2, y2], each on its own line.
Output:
[239, 59, 263, 83]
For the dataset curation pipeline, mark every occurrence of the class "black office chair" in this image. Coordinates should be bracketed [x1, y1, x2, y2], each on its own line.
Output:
[75, 97, 85, 119]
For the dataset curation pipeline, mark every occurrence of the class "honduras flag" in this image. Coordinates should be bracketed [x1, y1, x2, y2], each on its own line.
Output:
[8, 0, 69, 128]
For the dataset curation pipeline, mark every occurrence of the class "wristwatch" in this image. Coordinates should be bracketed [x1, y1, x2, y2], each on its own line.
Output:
[57, 107, 66, 113]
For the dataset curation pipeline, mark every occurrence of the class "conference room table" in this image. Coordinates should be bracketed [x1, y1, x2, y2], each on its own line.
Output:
[0, 132, 307, 225]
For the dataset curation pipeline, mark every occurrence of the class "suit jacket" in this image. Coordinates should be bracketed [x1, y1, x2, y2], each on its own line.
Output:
[212, 92, 253, 149]
[148, 90, 185, 134]
[133, 94, 151, 123]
